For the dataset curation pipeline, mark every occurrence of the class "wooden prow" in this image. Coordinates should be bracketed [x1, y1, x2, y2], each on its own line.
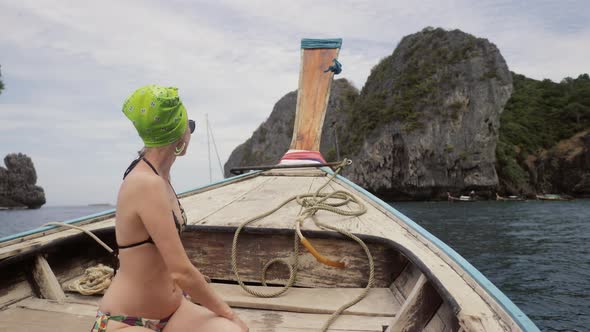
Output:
[289, 39, 342, 152]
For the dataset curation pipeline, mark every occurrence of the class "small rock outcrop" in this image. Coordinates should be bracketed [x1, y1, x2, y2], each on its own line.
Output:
[0, 153, 46, 209]
[223, 79, 358, 176]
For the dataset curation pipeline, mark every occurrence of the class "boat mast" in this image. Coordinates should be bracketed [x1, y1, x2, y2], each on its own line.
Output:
[206, 115, 224, 180]
[289, 39, 342, 152]
[206, 113, 212, 183]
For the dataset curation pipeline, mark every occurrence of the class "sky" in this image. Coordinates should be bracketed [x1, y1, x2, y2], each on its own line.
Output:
[0, 0, 589, 206]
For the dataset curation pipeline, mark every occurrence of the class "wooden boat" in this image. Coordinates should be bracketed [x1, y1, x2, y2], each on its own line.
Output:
[536, 194, 573, 201]
[495, 193, 526, 201]
[0, 39, 539, 332]
[447, 192, 477, 202]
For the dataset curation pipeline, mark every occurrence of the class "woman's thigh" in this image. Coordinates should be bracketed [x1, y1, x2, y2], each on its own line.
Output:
[105, 320, 154, 332]
[163, 298, 242, 332]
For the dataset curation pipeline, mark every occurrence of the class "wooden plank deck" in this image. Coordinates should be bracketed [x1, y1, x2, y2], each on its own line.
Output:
[5, 292, 394, 332]
[179, 173, 513, 331]
[57, 283, 400, 318]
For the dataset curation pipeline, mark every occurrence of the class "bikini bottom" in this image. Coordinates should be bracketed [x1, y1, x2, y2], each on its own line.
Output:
[90, 310, 173, 332]
[90, 293, 190, 332]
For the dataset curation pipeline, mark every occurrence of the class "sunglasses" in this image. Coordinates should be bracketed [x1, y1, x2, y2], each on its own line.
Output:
[188, 119, 196, 134]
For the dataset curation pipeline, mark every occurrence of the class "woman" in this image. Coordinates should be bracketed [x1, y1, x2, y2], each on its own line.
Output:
[91, 85, 248, 332]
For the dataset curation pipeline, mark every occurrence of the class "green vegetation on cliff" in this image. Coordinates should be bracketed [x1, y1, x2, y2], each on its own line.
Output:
[497, 73, 590, 188]
[341, 28, 491, 156]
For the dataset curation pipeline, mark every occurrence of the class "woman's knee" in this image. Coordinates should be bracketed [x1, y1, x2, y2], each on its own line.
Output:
[164, 298, 242, 332]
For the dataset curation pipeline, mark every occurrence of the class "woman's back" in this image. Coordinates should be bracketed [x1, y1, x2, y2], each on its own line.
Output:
[98, 164, 184, 319]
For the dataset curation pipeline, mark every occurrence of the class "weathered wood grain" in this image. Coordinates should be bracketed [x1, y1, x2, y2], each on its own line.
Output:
[183, 229, 405, 288]
[386, 275, 443, 332]
[193, 176, 316, 227]
[0, 257, 34, 309]
[423, 301, 459, 332]
[206, 283, 399, 316]
[31, 255, 65, 303]
[14, 297, 391, 331]
[391, 263, 423, 299]
[182, 175, 272, 225]
[290, 47, 340, 151]
[0, 307, 93, 331]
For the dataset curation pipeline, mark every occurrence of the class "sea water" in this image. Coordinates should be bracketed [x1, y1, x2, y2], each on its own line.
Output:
[391, 200, 590, 332]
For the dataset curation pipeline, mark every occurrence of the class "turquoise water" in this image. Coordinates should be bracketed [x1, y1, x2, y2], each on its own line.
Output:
[1, 201, 588, 331]
[391, 200, 590, 332]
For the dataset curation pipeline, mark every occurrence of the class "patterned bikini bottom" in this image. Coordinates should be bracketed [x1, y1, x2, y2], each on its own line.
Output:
[90, 310, 174, 332]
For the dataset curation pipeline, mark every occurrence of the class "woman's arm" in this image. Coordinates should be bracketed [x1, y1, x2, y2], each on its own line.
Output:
[134, 175, 234, 319]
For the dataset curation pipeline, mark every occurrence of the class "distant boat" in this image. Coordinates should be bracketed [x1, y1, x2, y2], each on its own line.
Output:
[496, 193, 526, 201]
[0, 206, 28, 210]
[536, 194, 573, 201]
[0, 38, 539, 332]
[447, 192, 477, 202]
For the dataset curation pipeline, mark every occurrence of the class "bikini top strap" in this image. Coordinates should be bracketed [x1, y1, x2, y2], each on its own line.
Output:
[123, 157, 142, 180]
[141, 157, 160, 175]
[122, 155, 185, 222]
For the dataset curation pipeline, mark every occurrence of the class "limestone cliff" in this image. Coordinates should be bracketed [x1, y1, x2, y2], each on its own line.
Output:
[341, 28, 512, 200]
[0, 153, 46, 209]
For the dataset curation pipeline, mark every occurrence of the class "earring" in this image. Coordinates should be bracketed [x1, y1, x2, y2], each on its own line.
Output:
[174, 142, 186, 156]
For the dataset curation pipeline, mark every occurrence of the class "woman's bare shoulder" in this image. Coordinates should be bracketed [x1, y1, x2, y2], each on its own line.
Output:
[118, 169, 169, 207]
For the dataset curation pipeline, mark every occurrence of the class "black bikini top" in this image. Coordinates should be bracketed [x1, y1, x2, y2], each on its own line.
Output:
[117, 156, 187, 251]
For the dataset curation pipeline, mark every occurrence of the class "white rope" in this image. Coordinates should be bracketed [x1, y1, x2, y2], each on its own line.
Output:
[43, 222, 113, 253]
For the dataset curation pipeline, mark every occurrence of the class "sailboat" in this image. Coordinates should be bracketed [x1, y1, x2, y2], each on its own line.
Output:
[0, 39, 539, 331]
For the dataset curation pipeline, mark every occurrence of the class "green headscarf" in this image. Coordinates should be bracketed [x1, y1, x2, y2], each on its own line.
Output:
[122, 85, 188, 147]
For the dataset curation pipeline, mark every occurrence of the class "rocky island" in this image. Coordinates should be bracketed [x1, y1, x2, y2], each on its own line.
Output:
[0, 153, 46, 209]
[224, 27, 590, 200]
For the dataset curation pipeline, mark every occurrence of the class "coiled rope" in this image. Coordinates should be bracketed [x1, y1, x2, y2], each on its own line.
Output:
[231, 159, 375, 332]
[68, 264, 114, 295]
[43, 222, 115, 295]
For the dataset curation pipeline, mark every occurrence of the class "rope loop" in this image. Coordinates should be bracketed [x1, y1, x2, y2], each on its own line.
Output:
[231, 158, 374, 332]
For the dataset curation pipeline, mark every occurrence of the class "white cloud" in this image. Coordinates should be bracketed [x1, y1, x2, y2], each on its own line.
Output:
[0, 0, 588, 205]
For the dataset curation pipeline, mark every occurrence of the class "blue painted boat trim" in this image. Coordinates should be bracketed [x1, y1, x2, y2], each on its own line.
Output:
[301, 38, 342, 49]
[0, 208, 117, 243]
[322, 167, 539, 332]
[0, 171, 261, 244]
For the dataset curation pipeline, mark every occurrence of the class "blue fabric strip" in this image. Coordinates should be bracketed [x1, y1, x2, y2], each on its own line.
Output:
[301, 38, 342, 49]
